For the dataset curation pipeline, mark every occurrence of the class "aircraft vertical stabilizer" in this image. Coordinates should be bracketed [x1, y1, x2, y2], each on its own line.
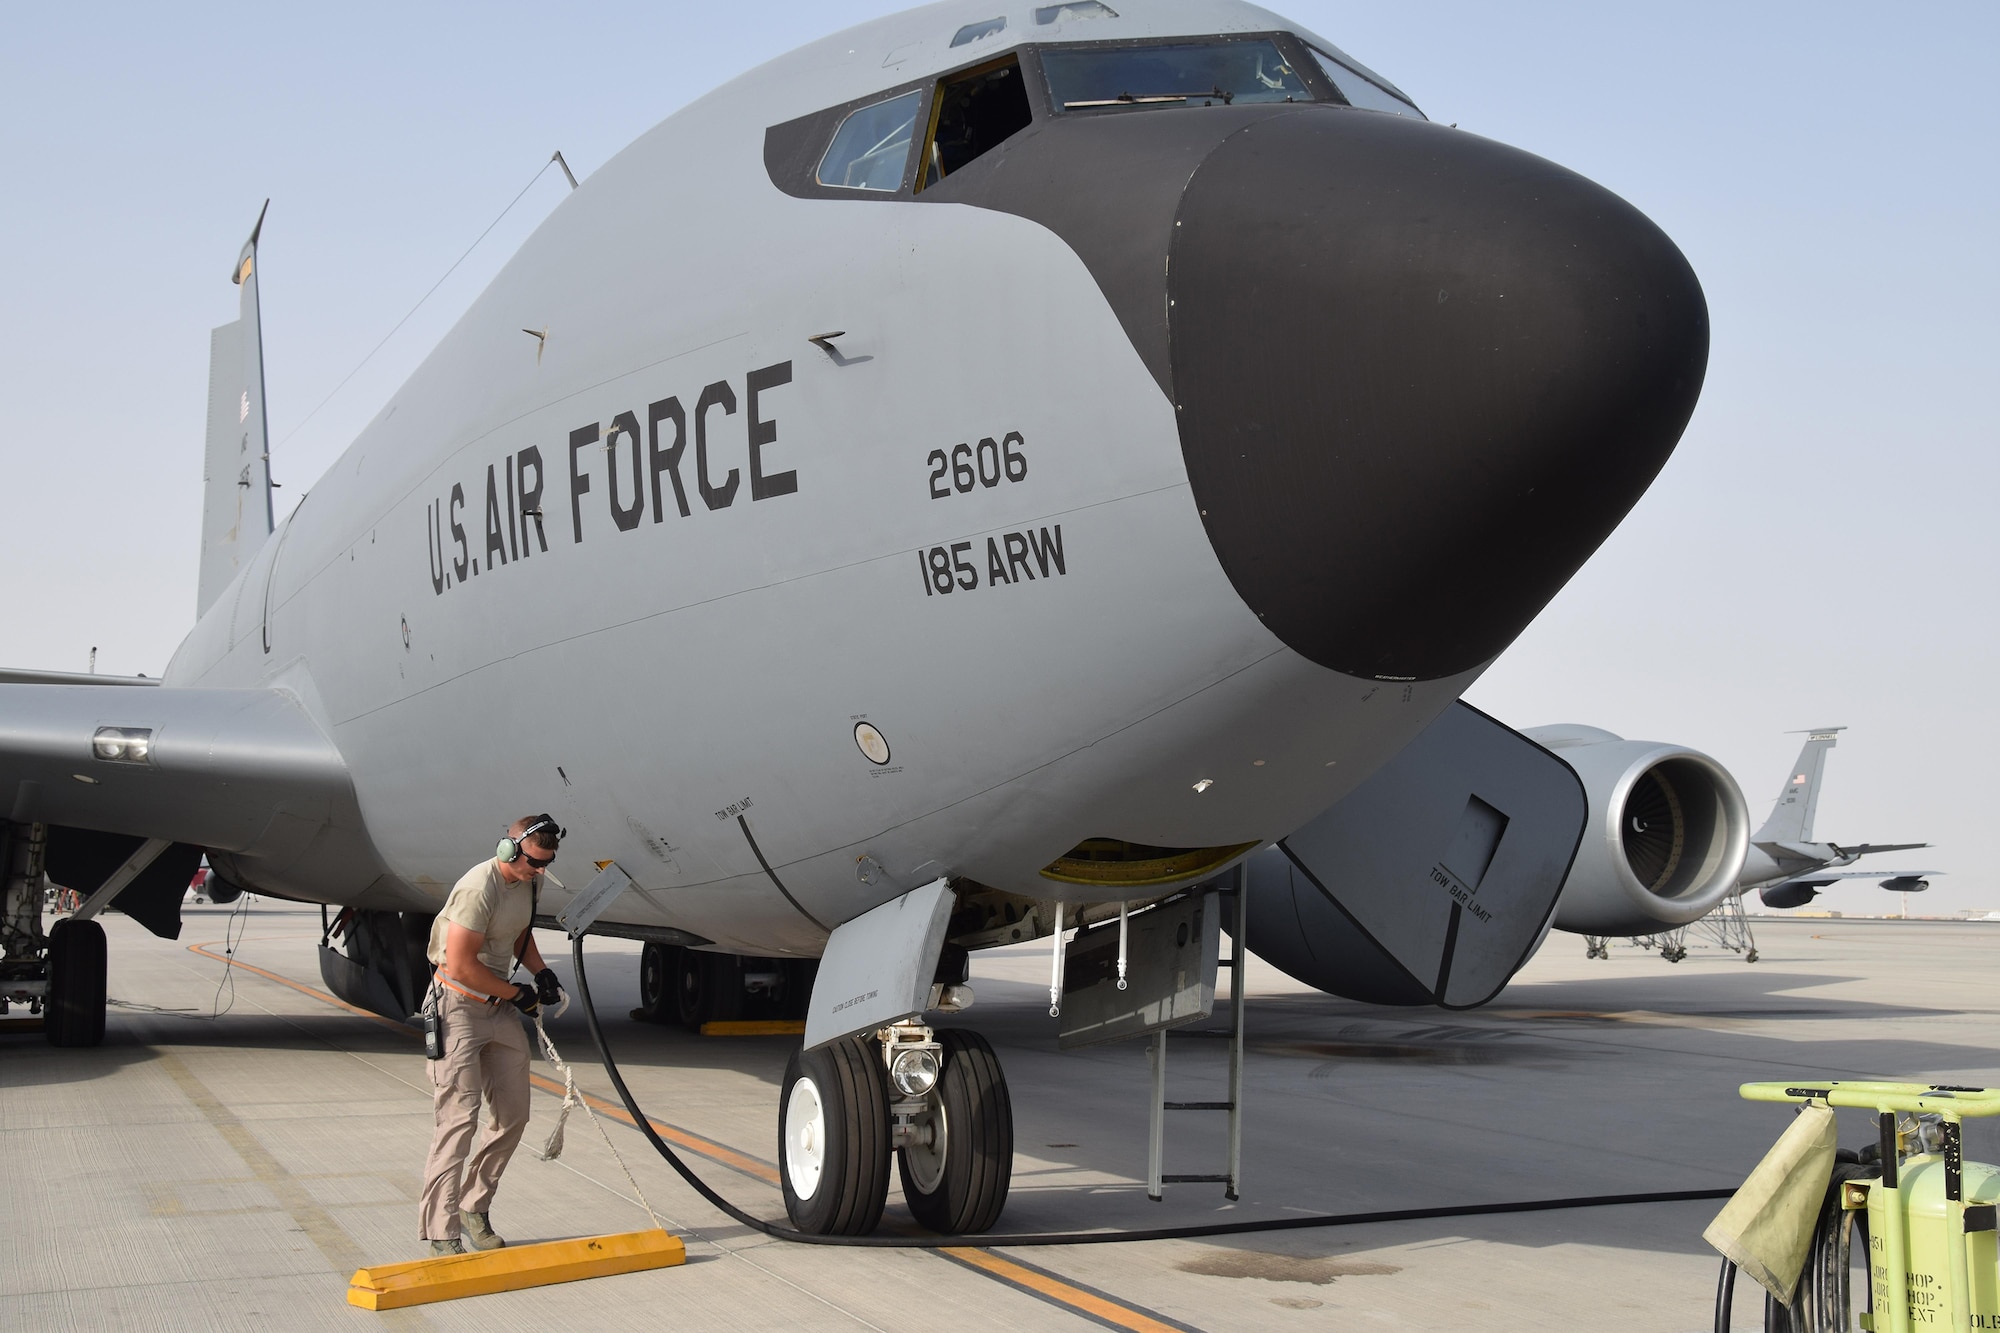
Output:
[197, 202, 275, 617]
[1754, 728, 1843, 844]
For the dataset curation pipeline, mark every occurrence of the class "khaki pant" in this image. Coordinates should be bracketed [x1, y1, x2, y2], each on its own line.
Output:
[419, 988, 530, 1240]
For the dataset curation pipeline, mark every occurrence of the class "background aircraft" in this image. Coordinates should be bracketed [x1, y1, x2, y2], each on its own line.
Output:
[1, 0, 1720, 1237]
[1245, 722, 1936, 991]
[1534, 724, 1934, 957]
[1729, 728, 1933, 910]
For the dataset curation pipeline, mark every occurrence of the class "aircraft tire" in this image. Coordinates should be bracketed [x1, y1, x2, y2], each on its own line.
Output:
[674, 950, 748, 1030]
[45, 917, 107, 1048]
[705, 954, 746, 1024]
[673, 948, 704, 1028]
[638, 942, 677, 1022]
[898, 1029, 1012, 1234]
[779, 1034, 890, 1235]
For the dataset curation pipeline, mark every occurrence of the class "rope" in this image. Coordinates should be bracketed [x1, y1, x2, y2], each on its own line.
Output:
[275, 155, 566, 449]
[531, 994, 663, 1233]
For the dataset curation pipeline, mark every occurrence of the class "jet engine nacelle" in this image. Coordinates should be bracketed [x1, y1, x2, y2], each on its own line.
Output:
[1528, 725, 1751, 936]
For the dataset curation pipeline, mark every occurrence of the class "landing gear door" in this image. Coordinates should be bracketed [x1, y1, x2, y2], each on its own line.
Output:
[804, 879, 954, 1051]
[1274, 702, 1586, 1008]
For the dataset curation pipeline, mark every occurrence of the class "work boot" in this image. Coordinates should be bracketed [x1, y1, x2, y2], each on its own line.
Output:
[460, 1210, 506, 1250]
[428, 1237, 465, 1256]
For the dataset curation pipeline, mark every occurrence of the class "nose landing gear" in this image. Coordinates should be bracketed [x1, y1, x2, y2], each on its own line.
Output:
[777, 1023, 1014, 1236]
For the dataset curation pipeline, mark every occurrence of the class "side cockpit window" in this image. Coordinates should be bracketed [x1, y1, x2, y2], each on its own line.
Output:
[1034, 1, 1117, 22]
[921, 56, 1033, 188]
[816, 89, 924, 190]
[1308, 48, 1424, 118]
[1043, 39, 1312, 113]
[951, 17, 1006, 47]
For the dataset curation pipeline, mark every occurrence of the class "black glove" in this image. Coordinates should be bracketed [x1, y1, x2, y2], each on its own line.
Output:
[535, 968, 563, 1006]
[511, 982, 541, 1016]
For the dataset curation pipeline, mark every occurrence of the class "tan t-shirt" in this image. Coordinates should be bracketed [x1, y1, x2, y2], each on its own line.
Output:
[426, 860, 535, 982]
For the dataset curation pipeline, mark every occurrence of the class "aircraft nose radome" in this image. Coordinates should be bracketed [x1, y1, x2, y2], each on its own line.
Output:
[1169, 109, 1709, 682]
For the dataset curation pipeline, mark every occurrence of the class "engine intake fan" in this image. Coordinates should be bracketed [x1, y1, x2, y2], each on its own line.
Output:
[1530, 725, 1750, 936]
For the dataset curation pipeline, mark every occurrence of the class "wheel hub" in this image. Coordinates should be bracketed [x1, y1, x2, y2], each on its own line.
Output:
[901, 1094, 948, 1195]
[785, 1076, 827, 1199]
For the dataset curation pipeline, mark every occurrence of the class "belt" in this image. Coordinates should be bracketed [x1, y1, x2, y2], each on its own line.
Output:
[434, 970, 510, 1006]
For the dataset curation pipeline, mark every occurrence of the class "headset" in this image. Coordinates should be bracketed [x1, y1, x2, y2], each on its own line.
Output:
[496, 814, 564, 865]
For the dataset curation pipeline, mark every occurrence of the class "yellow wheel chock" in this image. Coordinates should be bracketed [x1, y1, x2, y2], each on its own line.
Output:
[347, 1228, 685, 1310]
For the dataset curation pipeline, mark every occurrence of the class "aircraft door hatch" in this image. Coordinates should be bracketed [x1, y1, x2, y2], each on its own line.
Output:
[921, 55, 1032, 189]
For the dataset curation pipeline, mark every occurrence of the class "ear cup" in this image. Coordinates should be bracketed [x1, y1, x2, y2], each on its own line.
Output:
[496, 836, 520, 863]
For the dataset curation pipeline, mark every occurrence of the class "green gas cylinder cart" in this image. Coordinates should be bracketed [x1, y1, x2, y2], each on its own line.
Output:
[1738, 1081, 1999, 1331]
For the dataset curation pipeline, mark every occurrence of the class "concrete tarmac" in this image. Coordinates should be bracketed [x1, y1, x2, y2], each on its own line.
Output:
[4, 904, 1996, 1331]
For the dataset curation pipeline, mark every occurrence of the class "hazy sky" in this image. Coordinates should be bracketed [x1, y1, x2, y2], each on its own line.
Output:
[3, 3, 1993, 916]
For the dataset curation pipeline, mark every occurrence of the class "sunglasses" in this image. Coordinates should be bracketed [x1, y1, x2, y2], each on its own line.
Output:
[521, 848, 555, 870]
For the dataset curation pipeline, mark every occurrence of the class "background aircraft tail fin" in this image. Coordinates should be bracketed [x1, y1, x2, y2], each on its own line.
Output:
[197, 201, 276, 618]
[1753, 727, 1843, 844]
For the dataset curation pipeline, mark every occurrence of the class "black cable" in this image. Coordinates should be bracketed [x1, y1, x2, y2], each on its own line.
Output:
[571, 933, 1735, 1248]
[1714, 1256, 1736, 1332]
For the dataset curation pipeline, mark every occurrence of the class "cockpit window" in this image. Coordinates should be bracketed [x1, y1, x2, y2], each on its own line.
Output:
[921, 56, 1033, 188]
[1042, 40, 1313, 113]
[1309, 48, 1423, 118]
[1035, 1, 1117, 22]
[951, 17, 1005, 47]
[816, 89, 923, 190]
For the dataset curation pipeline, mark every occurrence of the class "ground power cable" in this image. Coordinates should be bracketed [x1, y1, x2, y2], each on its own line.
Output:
[569, 934, 1736, 1249]
[107, 890, 253, 1020]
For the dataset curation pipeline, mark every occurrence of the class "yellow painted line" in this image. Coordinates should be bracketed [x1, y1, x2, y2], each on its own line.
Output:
[699, 1019, 805, 1037]
[348, 1227, 684, 1309]
[184, 941, 780, 1186]
[0, 1017, 45, 1031]
[937, 1247, 1201, 1333]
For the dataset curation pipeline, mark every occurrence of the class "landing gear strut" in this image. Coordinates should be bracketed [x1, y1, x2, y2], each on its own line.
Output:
[3, 822, 108, 1047]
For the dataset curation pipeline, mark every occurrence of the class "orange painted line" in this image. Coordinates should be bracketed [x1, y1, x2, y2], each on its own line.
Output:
[185, 941, 409, 1030]
[937, 1247, 1200, 1333]
[184, 941, 780, 1186]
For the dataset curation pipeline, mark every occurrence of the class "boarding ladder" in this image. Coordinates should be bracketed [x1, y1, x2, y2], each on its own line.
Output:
[1146, 876, 1247, 1201]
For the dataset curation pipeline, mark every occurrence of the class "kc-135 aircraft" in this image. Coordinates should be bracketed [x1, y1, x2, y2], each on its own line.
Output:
[1543, 725, 1933, 946]
[0, 1, 1714, 1235]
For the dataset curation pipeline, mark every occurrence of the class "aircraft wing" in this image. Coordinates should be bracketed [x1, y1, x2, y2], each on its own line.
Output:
[0, 681, 385, 919]
[1758, 869, 1942, 909]
[1828, 842, 1931, 857]
[0, 667, 160, 688]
